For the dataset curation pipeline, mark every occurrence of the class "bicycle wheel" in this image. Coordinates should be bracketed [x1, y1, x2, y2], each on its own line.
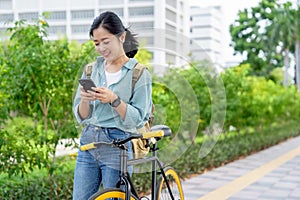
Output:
[156, 167, 184, 200]
[89, 188, 139, 200]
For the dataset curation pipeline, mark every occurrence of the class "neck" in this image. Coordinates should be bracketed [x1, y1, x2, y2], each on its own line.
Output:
[105, 55, 129, 72]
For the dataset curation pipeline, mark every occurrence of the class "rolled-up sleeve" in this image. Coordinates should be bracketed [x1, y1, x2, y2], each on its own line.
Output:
[73, 84, 94, 124]
[121, 69, 152, 129]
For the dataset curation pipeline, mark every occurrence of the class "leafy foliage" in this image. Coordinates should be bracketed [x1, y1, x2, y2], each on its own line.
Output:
[1, 120, 299, 199]
[0, 19, 90, 175]
[0, 157, 75, 199]
[229, 0, 299, 77]
[0, 18, 153, 177]
[1, 13, 300, 197]
[221, 64, 300, 130]
[0, 117, 53, 177]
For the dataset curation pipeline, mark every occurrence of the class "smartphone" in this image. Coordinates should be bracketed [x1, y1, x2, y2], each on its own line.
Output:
[78, 78, 98, 93]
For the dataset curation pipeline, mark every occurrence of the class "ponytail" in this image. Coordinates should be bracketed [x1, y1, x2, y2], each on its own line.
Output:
[123, 28, 139, 58]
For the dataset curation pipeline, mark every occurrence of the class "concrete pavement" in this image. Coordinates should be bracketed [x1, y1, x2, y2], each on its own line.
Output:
[181, 135, 300, 200]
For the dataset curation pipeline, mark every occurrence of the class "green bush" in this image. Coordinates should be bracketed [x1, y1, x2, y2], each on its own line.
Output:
[173, 120, 300, 178]
[1, 120, 299, 199]
[0, 117, 53, 177]
[1, 19, 300, 198]
[0, 157, 75, 200]
[221, 64, 300, 130]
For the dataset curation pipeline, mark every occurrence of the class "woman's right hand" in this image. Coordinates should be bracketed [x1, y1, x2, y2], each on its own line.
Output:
[80, 86, 97, 102]
[78, 86, 97, 119]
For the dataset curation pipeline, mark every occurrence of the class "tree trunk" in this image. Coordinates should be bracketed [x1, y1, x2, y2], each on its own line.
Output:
[283, 49, 289, 86]
[296, 40, 300, 91]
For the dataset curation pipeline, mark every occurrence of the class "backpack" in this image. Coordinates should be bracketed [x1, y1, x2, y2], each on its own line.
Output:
[84, 61, 154, 159]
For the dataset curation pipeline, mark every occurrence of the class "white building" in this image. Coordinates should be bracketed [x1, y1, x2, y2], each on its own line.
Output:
[0, 0, 190, 74]
[190, 5, 225, 68]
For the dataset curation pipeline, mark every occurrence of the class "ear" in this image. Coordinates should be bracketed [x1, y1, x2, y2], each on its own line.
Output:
[119, 32, 126, 43]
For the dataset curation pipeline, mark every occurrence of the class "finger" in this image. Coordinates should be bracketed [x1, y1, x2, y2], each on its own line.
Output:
[97, 87, 107, 93]
[80, 86, 86, 92]
[91, 87, 100, 93]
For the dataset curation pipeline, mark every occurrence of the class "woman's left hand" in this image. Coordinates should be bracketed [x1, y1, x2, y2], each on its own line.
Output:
[92, 87, 117, 104]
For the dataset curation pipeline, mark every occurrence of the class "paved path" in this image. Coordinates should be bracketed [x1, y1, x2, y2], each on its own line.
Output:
[181, 135, 300, 200]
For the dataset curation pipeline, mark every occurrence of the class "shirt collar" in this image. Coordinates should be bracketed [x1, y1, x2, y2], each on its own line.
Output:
[96, 56, 138, 71]
[123, 58, 138, 70]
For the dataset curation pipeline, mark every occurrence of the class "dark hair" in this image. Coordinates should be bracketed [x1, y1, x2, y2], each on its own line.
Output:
[89, 11, 139, 58]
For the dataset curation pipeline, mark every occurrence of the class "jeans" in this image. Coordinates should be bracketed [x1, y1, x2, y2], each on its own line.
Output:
[73, 125, 133, 200]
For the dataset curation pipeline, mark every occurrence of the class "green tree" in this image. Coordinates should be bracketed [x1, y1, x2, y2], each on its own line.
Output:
[230, 0, 298, 76]
[267, 2, 297, 86]
[0, 19, 81, 176]
[230, 0, 282, 76]
[0, 42, 10, 125]
[295, 4, 300, 91]
[0, 17, 153, 176]
[230, 0, 300, 84]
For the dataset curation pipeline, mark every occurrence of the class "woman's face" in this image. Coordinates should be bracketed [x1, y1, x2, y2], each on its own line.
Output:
[92, 26, 126, 62]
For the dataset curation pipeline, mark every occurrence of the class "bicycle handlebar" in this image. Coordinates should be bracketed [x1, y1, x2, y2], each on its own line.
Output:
[80, 125, 172, 151]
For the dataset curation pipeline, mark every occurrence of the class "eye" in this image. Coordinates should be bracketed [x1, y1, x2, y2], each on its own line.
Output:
[94, 43, 100, 46]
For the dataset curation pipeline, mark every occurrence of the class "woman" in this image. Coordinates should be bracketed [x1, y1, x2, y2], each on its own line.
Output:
[72, 11, 152, 199]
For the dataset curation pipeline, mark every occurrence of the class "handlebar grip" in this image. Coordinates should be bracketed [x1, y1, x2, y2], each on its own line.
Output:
[80, 143, 96, 151]
[142, 130, 164, 139]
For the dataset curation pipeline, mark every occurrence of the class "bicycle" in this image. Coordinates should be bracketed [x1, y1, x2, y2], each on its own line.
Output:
[80, 124, 184, 200]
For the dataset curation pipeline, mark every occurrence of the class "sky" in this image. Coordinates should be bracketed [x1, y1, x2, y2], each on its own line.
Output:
[190, 0, 261, 64]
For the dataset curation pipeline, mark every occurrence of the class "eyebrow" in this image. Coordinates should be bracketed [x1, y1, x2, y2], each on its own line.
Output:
[93, 36, 111, 43]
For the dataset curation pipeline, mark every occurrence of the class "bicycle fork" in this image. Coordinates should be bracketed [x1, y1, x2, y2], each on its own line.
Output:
[151, 145, 175, 200]
[119, 149, 138, 200]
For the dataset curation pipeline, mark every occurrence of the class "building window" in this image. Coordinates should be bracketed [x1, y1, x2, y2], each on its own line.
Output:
[71, 10, 94, 20]
[99, 0, 123, 5]
[48, 25, 66, 35]
[19, 12, 39, 22]
[130, 21, 153, 30]
[0, 13, 14, 23]
[166, 53, 176, 64]
[166, 0, 176, 9]
[99, 8, 123, 17]
[0, 0, 12, 10]
[46, 11, 66, 21]
[72, 25, 90, 34]
[166, 38, 176, 51]
[166, 8, 176, 23]
[129, 7, 154, 17]
[166, 23, 176, 36]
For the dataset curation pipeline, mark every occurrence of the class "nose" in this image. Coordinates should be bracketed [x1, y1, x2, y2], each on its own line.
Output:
[96, 44, 106, 53]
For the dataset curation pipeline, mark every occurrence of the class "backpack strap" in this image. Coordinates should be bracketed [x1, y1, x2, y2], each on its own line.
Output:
[84, 61, 146, 94]
[132, 63, 155, 125]
[132, 63, 147, 93]
[84, 62, 96, 79]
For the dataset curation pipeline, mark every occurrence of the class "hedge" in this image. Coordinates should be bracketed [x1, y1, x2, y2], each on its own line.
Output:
[1, 120, 299, 199]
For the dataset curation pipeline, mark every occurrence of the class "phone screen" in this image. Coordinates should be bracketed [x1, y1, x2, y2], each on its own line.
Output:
[78, 79, 97, 92]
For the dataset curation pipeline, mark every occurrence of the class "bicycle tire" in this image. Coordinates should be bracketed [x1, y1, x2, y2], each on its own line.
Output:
[156, 167, 184, 200]
[88, 188, 139, 200]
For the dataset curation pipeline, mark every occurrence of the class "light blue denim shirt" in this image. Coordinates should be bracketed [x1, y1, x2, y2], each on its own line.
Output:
[73, 57, 152, 133]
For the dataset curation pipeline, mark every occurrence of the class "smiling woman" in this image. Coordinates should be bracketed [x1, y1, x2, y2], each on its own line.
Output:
[89, 12, 139, 59]
[72, 11, 153, 200]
